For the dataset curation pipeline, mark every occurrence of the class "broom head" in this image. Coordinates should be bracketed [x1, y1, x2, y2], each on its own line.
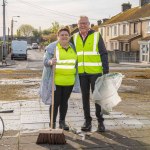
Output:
[36, 129, 66, 144]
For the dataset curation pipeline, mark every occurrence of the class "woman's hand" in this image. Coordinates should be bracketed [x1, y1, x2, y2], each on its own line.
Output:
[49, 58, 57, 65]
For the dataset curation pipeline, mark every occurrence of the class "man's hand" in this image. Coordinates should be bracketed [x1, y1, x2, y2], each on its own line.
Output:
[103, 70, 109, 75]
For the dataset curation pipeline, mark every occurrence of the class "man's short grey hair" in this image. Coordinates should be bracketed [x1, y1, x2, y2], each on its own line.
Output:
[78, 16, 90, 23]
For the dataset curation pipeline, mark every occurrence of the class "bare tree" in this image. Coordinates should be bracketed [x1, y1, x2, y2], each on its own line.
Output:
[18, 24, 35, 37]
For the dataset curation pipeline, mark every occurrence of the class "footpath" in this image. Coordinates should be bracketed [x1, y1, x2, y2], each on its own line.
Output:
[0, 92, 150, 150]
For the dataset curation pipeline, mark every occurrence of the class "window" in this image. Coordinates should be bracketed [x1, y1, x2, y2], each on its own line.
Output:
[148, 21, 150, 33]
[114, 26, 117, 36]
[107, 27, 109, 36]
[134, 23, 138, 34]
[115, 42, 117, 49]
[111, 42, 114, 50]
[142, 45, 148, 53]
[123, 24, 126, 35]
[125, 44, 129, 51]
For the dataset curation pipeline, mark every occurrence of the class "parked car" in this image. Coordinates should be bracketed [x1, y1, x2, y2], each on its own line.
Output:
[27, 44, 32, 50]
[32, 43, 38, 49]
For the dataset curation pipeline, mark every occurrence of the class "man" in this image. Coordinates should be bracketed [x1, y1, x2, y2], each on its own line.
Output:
[71, 16, 109, 132]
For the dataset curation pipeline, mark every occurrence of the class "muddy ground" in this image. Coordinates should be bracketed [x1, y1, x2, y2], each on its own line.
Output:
[0, 69, 150, 117]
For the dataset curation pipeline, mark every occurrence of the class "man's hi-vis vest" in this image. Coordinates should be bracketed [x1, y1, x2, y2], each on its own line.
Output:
[73, 32, 103, 74]
[55, 43, 77, 86]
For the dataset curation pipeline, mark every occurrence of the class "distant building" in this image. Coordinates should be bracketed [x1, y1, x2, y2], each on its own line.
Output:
[99, 0, 150, 63]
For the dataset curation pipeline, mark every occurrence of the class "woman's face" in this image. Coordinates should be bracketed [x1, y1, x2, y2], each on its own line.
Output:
[58, 31, 70, 44]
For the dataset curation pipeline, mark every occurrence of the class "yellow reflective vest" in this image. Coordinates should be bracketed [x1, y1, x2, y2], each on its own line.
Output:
[73, 32, 103, 74]
[55, 43, 77, 86]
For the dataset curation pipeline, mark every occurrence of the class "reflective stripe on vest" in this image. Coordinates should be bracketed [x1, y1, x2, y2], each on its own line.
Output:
[56, 46, 76, 69]
[77, 51, 99, 55]
[73, 32, 102, 74]
[78, 62, 102, 66]
[74, 32, 98, 52]
[55, 44, 77, 86]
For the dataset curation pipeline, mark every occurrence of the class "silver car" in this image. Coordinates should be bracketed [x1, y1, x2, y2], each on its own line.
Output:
[32, 43, 38, 49]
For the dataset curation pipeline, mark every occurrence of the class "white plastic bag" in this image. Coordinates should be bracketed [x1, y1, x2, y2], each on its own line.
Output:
[93, 73, 124, 114]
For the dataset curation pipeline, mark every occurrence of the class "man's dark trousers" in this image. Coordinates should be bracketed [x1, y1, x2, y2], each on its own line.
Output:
[79, 74, 104, 123]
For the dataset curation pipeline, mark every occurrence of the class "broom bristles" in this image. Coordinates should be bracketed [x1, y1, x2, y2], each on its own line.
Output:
[36, 129, 66, 144]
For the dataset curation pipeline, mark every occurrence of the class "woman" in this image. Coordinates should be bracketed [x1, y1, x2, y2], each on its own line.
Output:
[40, 27, 78, 130]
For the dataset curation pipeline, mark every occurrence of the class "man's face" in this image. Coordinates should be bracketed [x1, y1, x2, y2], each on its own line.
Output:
[78, 17, 90, 34]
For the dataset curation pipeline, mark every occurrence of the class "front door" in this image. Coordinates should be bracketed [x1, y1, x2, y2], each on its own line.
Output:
[141, 44, 149, 63]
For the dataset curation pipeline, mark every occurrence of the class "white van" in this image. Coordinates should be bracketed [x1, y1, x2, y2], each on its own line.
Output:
[11, 40, 27, 60]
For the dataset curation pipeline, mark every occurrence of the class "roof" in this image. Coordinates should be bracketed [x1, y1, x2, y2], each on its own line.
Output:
[91, 25, 99, 31]
[101, 4, 150, 26]
[71, 27, 78, 35]
[141, 36, 150, 41]
[110, 34, 141, 42]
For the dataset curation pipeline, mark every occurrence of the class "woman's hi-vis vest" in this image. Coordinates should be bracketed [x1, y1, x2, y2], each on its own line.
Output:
[73, 32, 103, 74]
[55, 43, 77, 86]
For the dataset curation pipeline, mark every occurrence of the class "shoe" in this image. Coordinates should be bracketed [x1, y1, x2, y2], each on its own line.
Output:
[59, 121, 69, 130]
[97, 122, 105, 132]
[81, 121, 92, 131]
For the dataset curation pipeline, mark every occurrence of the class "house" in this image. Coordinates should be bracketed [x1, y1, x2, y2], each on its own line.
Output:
[99, 0, 150, 63]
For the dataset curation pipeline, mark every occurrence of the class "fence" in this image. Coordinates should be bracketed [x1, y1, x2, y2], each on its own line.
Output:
[108, 50, 139, 63]
[0, 44, 11, 61]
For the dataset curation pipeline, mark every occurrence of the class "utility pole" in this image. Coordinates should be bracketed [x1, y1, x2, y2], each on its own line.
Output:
[8, 27, 10, 41]
[11, 16, 20, 40]
[8, 27, 10, 54]
[2, 0, 6, 60]
[11, 19, 13, 41]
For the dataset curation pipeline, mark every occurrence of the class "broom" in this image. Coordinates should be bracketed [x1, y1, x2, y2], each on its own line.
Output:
[36, 53, 66, 145]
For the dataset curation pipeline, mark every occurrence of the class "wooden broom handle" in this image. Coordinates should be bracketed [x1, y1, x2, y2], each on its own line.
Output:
[50, 50, 56, 129]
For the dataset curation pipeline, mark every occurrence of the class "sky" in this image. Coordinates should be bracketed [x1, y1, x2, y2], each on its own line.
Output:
[0, 0, 139, 36]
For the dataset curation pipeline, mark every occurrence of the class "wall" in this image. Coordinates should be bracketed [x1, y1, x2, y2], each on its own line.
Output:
[0, 45, 2, 61]
[131, 37, 141, 51]
[142, 20, 150, 37]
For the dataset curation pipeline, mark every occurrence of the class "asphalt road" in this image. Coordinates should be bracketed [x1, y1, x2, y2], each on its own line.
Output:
[1, 48, 150, 70]
[1, 49, 45, 69]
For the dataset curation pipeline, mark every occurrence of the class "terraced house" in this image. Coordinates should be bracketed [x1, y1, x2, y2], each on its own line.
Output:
[99, 0, 150, 63]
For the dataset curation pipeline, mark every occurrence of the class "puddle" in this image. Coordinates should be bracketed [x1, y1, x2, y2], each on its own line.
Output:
[119, 85, 137, 93]
[0, 79, 41, 85]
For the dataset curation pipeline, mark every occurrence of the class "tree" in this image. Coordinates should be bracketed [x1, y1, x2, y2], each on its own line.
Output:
[42, 29, 51, 35]
[18, 24, 35, 37]
[16, 30, 21, 38]
[32, 29, 42, 38]
[49, 33, 57, 42]
[50, 21, 62, 34]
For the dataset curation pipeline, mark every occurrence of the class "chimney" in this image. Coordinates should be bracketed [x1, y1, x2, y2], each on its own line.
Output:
[97, 20, 102, 25]
[103, 18, 109, 23]
[140, 0, 150, 6]
[91, 24, 94, 28]
[122, 3, 132, 12]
